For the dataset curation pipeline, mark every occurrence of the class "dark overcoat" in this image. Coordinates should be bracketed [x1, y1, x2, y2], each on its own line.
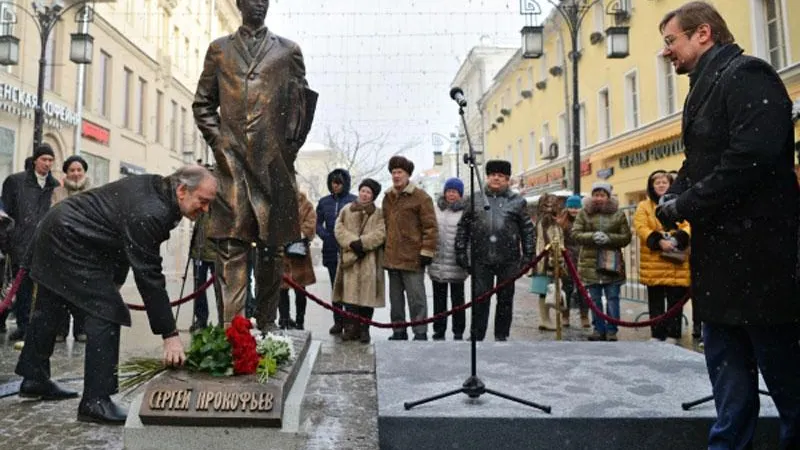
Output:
[193, 26, 318, 246]
[668, 44, 800, 325]
[0, 169, 58, 264]
[315, 169, 357, 267]
[28, 175, 183, 335]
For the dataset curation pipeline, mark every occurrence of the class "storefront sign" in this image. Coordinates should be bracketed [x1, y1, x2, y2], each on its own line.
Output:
[120, 161, 146, 176]
[618, 139, 684, 169]
[81, 120, 110, 145]
[525, 167, 565, 187]
[0, 83, 81, 129]
[597, 167, 614, 179]
[580, 159, 592, 176]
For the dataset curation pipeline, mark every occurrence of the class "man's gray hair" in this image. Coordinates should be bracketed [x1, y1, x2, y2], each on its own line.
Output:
[169, 164, 216, 191]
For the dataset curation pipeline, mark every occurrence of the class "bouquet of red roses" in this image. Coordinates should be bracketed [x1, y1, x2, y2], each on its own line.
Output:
[225, 315, 260, 375]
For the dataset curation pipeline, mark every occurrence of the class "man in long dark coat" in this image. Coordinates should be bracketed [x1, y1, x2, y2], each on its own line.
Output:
[15, 165, 217, 425]
[193, 0, 317, 329]
[656, 3, 800, 448]
[1, 144, 58, 340]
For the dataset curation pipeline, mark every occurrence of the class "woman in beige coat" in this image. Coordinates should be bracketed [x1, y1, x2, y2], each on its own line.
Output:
[333, 178, 386, 343]
[52, 155, 92, 342]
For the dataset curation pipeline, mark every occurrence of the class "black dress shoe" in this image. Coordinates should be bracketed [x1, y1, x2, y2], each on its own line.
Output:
[8, 327, 25, 341]
[78, 396, 128, 425]
[387, 332, 408, 341]
[19, 379, 79, 400]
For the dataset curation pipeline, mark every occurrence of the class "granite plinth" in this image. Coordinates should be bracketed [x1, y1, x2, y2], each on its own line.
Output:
[376, 341, 780, 450]
[124, 331, 319, 450]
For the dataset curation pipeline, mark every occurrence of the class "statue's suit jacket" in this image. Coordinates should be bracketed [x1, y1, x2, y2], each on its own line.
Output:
[193, 26, 318, 246]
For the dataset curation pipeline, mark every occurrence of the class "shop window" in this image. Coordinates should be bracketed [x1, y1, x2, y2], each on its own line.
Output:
[82, 152, 110, 186]
[0, 127, 14, 185]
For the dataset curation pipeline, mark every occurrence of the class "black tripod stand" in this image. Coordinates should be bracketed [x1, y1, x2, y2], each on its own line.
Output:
[403, 103, 550, 414]
[681, 389, 770, 411]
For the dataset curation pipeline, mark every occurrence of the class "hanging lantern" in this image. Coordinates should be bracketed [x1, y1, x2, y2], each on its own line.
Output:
[521, 25, 544, 59]
[605, 26, 630, 59]
[0, 34, 19, 66]
[433, 151, 443, 166]
[69, 32, 94, 64]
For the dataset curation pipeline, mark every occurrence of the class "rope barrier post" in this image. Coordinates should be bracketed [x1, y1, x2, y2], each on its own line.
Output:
[552, 240, 563, 341]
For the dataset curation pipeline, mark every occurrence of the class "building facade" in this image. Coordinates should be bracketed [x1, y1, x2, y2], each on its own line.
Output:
[480, 0, 800, 205]
[0, 0, 239, 278]
[448, 46, 517, 183]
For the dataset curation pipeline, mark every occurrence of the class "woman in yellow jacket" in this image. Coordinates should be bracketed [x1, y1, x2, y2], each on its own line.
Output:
[633, 170, 691, 344]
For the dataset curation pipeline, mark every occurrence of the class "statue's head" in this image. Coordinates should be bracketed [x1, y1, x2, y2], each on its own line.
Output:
[237, 0, 269, 26]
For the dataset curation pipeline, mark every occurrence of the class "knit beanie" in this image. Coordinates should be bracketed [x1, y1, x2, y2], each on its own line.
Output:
[33, 143, 55, 162]
[388, 156, 414, 176]
[565, 195, 582, 208]
[591, 181, 612, 196]
[443, 178, 464, 197]
[358, 178, 382, 199]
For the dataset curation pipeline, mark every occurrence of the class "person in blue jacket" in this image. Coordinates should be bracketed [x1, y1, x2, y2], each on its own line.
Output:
[315, 168, 356, 334]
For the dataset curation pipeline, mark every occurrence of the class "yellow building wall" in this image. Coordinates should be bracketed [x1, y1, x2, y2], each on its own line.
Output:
[482, 0, 800, 201]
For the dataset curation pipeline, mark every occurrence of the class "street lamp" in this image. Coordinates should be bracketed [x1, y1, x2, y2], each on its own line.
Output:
[519, 0, 630, 195]
[0, 1, 97, 151]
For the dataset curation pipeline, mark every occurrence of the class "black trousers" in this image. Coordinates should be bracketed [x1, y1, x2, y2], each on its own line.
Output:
[646, 285, 687, 340]
[278, 288, 307, 325]
[432, 280, 465, 336]
[16, 283, 120, 399]
[472, 262, 518, 341]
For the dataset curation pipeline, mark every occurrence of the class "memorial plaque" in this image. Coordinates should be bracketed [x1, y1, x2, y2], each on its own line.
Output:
[138, 331, 310, 427]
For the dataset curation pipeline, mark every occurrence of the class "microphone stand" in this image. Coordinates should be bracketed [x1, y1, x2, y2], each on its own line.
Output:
[403, 105, 550, 414]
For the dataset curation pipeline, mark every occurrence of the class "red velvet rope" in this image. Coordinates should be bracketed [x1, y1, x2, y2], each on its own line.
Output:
[125, 277, 216, 311]
[282, 251, 549, 328]
[0, 269, 215, 314]
[0, 269, 27, 315]
[561, 249, 691, 327]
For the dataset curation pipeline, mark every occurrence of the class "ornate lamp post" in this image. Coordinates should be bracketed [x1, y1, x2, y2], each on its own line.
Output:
[0, 1, 97, 151]
[520, 0, 630, 195]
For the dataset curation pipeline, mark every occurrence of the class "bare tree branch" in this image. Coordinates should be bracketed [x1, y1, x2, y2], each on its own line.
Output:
[322, 124, 420, 183]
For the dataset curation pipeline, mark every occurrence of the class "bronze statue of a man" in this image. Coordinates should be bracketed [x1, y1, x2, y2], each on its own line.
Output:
[192, 0, 318, 329]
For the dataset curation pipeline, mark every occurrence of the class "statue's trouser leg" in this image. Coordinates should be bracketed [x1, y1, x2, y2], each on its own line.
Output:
[213, 239, 250, 326]
[254, 249, 284, 330]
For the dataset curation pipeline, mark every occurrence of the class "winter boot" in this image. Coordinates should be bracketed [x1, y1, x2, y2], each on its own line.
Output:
[342, 319, 361, 341]
[359, 324, 371, 344]
[329, 321, 343, 335]
[538, 298, 556, 331]
[561, 310, 571, 328]
[580, 309, 591, 328]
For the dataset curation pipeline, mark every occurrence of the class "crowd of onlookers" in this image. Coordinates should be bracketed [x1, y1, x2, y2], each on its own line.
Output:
[224, 155, 699, 345]
[0, 148, 699, 347]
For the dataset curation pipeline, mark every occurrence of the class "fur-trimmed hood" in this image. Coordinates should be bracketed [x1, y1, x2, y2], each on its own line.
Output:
[582, 196, 619, 215]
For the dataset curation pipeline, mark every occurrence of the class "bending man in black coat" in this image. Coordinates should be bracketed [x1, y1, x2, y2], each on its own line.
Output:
[15, 165, 217, 425]
[656, 3, 800, 448]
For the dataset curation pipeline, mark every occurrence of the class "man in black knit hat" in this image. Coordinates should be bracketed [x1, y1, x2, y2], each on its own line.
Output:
[0, 144, 58, 340]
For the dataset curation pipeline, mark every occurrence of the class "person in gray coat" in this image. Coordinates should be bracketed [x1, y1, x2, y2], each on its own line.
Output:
[428, 178, 468, 341]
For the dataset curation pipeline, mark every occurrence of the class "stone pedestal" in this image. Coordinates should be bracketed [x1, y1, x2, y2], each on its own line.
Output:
[376, 341, 780, 450]
[124, 331, 319, 450]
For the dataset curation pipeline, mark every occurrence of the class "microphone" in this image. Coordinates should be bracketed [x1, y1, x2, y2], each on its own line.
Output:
[449, 87, 467, 107]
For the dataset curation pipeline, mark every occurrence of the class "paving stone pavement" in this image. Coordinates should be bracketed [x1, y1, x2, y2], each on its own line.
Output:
[0, 266, 702, 449]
